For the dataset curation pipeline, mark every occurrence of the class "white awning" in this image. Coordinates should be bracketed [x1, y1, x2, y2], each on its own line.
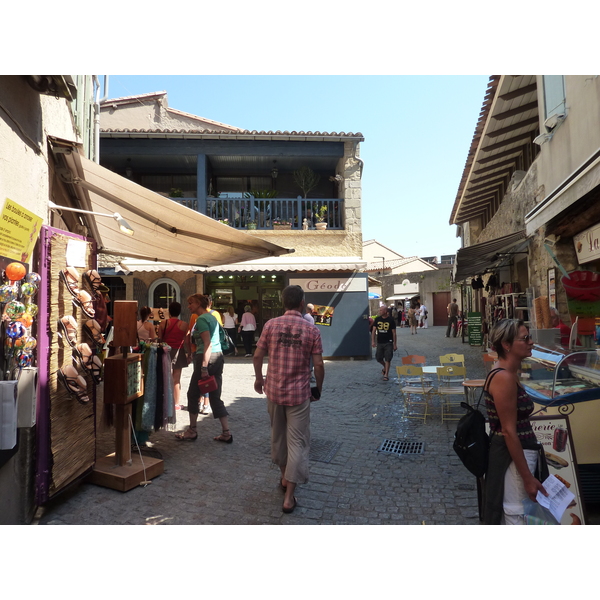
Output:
[56, 147, 292, 268]
[204, 255, 367, 273]
[386, 294, 420, 301]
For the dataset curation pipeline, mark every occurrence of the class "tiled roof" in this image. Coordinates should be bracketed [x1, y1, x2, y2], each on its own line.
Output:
[100, 127, 364, 138]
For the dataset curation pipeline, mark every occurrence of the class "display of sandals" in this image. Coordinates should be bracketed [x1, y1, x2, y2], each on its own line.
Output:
[57, 364, 90, 405]
[83, 269, 102, 296]
[73, 342, 103, 384]
[83, 319, 106, 346]
[59, 267, 96, 319]
[57, 315, 78, 348]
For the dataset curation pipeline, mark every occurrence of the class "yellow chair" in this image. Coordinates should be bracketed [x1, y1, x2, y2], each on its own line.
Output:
[396, 365, 435, 423]
[436, 365, 467, 423]
[400, 355, 434, 385]
[439, 353, 465, 366]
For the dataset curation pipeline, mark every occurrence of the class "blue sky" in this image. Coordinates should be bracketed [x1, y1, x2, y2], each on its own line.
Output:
[106, 75, 489, 259]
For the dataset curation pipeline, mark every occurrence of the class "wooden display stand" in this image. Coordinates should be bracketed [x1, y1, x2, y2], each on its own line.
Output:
[88, 301, 164, 492]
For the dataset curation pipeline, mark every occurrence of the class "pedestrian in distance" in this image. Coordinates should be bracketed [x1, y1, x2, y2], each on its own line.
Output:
[223, 305, 239, 356]
[372, 305, 397, 381]
[253, 285, 324, 514]
[303, 303, 315, 325]
[408, 301, 418, 335]
[176, 294, 232, 443]
[239, 304, 257, 356]
[157, 301, 189, 410]
[446, 298, 459, 337]
[420, 302, 428, 329]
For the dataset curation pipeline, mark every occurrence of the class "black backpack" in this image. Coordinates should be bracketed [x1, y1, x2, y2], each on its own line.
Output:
[452, 368, 502, 478]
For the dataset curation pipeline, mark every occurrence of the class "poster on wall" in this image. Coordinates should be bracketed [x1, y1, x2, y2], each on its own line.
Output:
[0, 199, 43, 264]
[312, 304, 334, 326]
[548, 268, 556, 309]
[531, 415, 586, 525]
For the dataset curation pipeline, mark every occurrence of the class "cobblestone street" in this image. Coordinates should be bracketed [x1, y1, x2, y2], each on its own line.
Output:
[37, 325, 487, 525]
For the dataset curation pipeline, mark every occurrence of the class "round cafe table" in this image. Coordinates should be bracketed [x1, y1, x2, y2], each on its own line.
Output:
[462, 379, 486, 406]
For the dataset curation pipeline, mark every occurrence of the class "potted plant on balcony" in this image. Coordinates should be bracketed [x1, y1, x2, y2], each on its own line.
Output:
[315, 205, 328, 230]
[272, 219, 291, 230]
[246, 219, 257, 230]
[293, 166, 320, 198]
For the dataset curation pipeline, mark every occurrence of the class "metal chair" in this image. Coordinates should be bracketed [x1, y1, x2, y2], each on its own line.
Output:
[396, 365, 435, 423]
[436, 365, 467, 423]
[400, 355, 434, 385]
[439, 353, 465, 367]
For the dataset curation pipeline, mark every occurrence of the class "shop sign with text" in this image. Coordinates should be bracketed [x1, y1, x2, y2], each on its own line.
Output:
[0, 199, 43, 264]
[289, 277, 366, 293]
[574, 222, 600, 265]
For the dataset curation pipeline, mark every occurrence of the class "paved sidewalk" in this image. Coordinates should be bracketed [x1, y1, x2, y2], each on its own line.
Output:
[37, 325, 486, 525]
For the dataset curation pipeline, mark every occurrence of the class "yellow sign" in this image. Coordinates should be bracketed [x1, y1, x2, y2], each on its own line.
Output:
[0, 199, 43, 264]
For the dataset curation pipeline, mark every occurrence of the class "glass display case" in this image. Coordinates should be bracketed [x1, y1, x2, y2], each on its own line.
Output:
[520, 345, 600, 466]
[520, 345, 600, 406]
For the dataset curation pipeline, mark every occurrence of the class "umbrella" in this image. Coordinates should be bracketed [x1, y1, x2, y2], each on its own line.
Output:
[368, 292, 381, 299]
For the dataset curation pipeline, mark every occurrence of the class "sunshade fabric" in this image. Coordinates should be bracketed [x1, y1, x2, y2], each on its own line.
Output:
[61, 152, 291, 267]
[454, 230, 527, 281]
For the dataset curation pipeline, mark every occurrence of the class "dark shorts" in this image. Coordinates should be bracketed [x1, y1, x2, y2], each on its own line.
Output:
[376, 342, 394, 363]
[170, 345, 188, 370]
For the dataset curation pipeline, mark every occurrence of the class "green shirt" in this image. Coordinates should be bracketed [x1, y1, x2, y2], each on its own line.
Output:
[192, 312, 222, 354]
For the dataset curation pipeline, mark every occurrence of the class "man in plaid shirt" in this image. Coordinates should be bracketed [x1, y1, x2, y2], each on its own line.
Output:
[253, 285, 324, 514]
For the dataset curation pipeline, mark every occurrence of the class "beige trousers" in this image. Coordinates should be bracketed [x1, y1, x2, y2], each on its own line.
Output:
[267, 398, 311, 485]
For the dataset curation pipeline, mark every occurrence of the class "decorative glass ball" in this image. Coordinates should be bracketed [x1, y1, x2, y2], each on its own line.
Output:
[6, 321, 26, 339]
[5, 300, 26, 320]
[18, 313, 34, 328]
[16, 351, 32, 368]
[25, 272, 41, 286]
[25, 303, 38, 317]
[19, 336, 37, 351]
[20, 282, 37, 298]
[5, 262, 26, 282]
[0, 284, 17, 303]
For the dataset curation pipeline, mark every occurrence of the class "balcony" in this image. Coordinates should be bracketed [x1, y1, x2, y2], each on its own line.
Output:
[170, 196, 344, 230]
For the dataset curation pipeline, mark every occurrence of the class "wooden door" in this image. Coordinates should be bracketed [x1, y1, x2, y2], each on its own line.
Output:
[432, 292, 451, 326]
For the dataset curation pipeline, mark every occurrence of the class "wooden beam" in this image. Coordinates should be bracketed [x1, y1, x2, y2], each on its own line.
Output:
[481, 131, 534, 153]
[498, 83, 537, 101]
[477, 145, 526, 164]
[486, 117, 540, 138]
[492, 101, 538, 121]
[473, 157, 518, 175]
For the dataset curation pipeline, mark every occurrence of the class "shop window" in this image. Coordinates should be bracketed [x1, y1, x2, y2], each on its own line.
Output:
[149, 278, 180, 309]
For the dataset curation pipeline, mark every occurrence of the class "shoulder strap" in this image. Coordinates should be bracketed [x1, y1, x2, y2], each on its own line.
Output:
[476, 367, 505, 409]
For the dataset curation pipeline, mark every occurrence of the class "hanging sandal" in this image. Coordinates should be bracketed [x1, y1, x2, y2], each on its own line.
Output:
[175, 426, 197, 441]
[58, 315, 78, 348]
[82, 269, 102, 295]
[74, 343, 103, 384]
[72, 289, 95, 319]
[83, 319, 106, 346]
[57, 364, 90, 405]
[214, 429, 233, 444]
[59, 267, 81, 299]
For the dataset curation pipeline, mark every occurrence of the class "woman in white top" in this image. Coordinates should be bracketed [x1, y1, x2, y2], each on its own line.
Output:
[137, 306, 156, 342]
[238, 305, 257, 357]
[223, 305, 238, 356]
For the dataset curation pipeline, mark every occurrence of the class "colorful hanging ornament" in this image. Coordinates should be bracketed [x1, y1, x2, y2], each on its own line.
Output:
[18, 313, 34, 328]
[0, 284, 17, 304]
[16, 351, 32, 368]
[22, 336, 37, 351]
[24, 302, 38, 317]
[5, 300, 26, 320]
[6, 321, 26, 339]
[20, 282, 38, 298]
[5, 262, 26, 282]
[24, 272, 41, 286]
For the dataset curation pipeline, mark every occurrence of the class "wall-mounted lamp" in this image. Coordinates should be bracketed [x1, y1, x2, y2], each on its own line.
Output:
[533, 132, 553, 146]
[48, 200, 134, 236]
[271, 167, 278, 179]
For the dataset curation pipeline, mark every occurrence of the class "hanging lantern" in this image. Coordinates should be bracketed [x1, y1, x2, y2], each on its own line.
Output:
[5, 262, 26, 282]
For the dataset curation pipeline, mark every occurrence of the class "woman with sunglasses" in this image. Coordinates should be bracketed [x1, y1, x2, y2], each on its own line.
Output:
[483, 319, 548, 524]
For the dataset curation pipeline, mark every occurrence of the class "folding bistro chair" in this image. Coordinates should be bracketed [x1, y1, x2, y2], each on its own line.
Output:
[396, 365, 435, 423]
[436, 365, 467, 423]
[400, 355, 434, 385]
[439, 353, 465, 367]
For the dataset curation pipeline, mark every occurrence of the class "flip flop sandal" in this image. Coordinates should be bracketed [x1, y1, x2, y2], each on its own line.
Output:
[83, 269, 102, 295]
[57, 364, 90, 405]
[59, 267, 81, 299]
[282, 497, 297, 514]
[72, 289, 95, 318]
[175, 427, 198, 441]
[74, 343, 103, 384]
[83, 319, 106, 346]
[58, 315, 78, 348]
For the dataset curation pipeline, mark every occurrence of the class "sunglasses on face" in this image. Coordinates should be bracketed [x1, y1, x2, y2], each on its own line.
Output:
[516, 335, 533, 342]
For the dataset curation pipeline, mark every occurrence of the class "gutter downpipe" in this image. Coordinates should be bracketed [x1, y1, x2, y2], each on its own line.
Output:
[92, 75, 109, 164]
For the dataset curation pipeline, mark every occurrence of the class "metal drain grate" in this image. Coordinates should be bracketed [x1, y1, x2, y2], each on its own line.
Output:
[377, 439, 424, 455]
[309, 439, 342, 463]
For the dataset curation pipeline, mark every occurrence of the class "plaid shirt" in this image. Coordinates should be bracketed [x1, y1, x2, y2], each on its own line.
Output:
[256, 310, 323, 406]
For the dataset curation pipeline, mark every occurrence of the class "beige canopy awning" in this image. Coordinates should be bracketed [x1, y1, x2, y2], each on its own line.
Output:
[54, 146, 292, 267]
